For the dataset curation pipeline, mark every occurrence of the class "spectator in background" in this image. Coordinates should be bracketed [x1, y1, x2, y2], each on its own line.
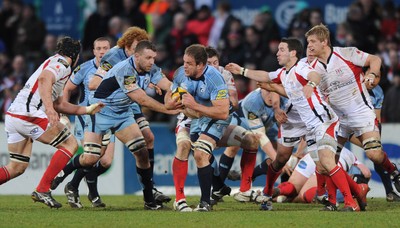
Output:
[287, 7, 310, 37]
[107, 16, 123, 45]
[165, 12, 198, 69]
[181, 0, 197, 22]
[386, 48, 400, 84]
[119, 0, 147, 30]
[243, 26, 266, 70]
[253, 6, 281, 48]
[382, 71, 400, 123]
[308, 8, 323, 27]
[208, 1, 237, 50]
[82, 0, 111, 51]
[289, 19, 308, 50]
[159, 0, 182, 34]
[2, 0, 23, 57]
[41, 34, 57, 59]
[346, 2, 380, 53]
[151, 13, 169, 46]
[0, 0, 13, 54]
[186, 5, 214, 46]
[219, 32, 245, 67]
[381, 0, 398, 38]
[260, 39, 280, 72]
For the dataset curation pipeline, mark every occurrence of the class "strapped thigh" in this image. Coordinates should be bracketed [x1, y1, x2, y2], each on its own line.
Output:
[49, 125, 72, 147]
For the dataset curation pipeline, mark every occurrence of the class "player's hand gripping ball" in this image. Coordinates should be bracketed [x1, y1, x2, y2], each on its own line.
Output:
[171, 87, 187, 102]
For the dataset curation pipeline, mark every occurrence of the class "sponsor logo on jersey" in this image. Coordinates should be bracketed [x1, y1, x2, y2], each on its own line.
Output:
[307, 139, 316, 146]
[124, 75, 136, 90]
[283, 137, 301, 143]
[248, 112, 257, 120]
[73, 65, 81, 74]
[216, 89, 228, 100]
[100, 61, 113, 72]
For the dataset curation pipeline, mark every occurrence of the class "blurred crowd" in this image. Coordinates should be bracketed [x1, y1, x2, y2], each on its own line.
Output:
[0, 0, 400, 123]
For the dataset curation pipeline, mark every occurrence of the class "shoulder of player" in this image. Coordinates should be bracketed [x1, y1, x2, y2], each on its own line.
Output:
[149, 64, 162, 75]
[50, 55, 70, 69]
[172, 66, 185, 81]
[204, 66, 225, 84]
[73, 59, 95, 74]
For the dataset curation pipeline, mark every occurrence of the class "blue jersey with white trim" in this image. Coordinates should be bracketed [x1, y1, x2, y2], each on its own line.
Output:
[93, 56, 163, 113]
[70, 58, 97, 106]
[172, 65, 229, 122]
[96, 46, 128, 78]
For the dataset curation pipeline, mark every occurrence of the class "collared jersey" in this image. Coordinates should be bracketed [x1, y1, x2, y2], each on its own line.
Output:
[70, 58, 97, 106]
[312, 46, 373, 116]
[93, 56, 162, 113]
[270, 61, 336, 128]
[9, 54, 71, 112]
[172, 65, 229, 122]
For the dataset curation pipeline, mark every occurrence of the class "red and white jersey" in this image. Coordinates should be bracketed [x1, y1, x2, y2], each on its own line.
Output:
[270, 61, 337, 129]
[218, 66, 236, 91]
[312, 47, 373, 116]
[8, 54, 71, 113]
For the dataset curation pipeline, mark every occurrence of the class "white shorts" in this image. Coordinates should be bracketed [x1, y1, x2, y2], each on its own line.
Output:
[5, 109, 49, 143]
[294, 153, 315, 178]
[278, 104, 307, 147]
[337, 108, 378, 139]
[175, 114, 192, 134]
[305, 118, 339, 156]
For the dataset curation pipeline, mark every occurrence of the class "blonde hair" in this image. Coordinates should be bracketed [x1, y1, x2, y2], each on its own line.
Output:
[305, 24, 331, 46]
[117, 27, 149, 49]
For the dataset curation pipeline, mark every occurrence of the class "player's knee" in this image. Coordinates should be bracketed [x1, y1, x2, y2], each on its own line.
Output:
[8, 154, 30, 177]
[193, 139, 214, 163]
[365, 149, 383, 163]
[125, 136, 147, 155]
[241, 131, 259, 150]
[176, 140, 191, 157]
[99, 156, 113, 168]
[50, 125, 73, 148]
[224, 146, 240, 157]
[101, 131, 112, 147]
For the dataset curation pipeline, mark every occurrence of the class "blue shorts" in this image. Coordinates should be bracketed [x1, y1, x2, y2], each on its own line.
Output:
[74, 114, 86, 141]
[196, 116, 231, 142]
[85, 106, 136, 135]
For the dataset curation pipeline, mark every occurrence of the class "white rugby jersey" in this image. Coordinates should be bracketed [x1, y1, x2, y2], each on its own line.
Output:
[312, 47, 373, 116]
[270, 61, 336, 128]
[10, 54, 71, 112]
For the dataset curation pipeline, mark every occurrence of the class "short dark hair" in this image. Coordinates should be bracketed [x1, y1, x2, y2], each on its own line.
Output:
[135, 40, 156, 53]
[281, 37, 303, 60]
[205, 46, 220, 60]
[93, 37, 111, 47]
[56, 36, 81, 64]
[185, 44, 207, 65]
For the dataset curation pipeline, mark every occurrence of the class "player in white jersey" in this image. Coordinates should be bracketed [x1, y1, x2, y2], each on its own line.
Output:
[0, 37, 103, 208]
[226, 37, 365, 211]
[171, 46, 238, 211]
[272, 147, 371, 206]
[305, 24, 400, 206]
[59, 37, 111, 208]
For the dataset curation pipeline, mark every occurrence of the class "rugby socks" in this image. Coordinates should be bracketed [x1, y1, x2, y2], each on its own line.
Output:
[374, 162, 393, 194]
[380, 152, 397, 174]
[329, 165, 356, 206]
[136, 166, 154, 203]
[342, 169, 361, 197]
[210, 154, 224, 191]
[264, 163, 281, 196]
[325, 176, 337, 205]
[36, 148, 73, 192]
[277, 182, 297, 197]
[69, 168, 87, 189]
[198, 164, 212, 204]
[315, 170, 326, 196]
[172, 157, 188, 201]
[219, 153, 234, 181]
[63, 154, 84, 176]
[86, 161, 109, 198]
[303, 186, 317, 203]
[239, 150, 257, 192]
[252, 159, 269, 180]
[148, 148, 154, 176]
[0, 167, 10, 185]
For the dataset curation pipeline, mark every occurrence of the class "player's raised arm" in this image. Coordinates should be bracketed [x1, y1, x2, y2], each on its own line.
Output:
[225, 62, 271, 82]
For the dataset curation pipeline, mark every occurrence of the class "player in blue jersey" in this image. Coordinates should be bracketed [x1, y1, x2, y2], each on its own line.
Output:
[166, 44, 263, 211]
[55, 37, 112, 208]
[59, 41, 178, 210]
[89, 27, 171, 204]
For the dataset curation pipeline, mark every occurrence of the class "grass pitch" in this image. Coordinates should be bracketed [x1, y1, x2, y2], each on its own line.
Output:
[0, 195, 398, 227]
